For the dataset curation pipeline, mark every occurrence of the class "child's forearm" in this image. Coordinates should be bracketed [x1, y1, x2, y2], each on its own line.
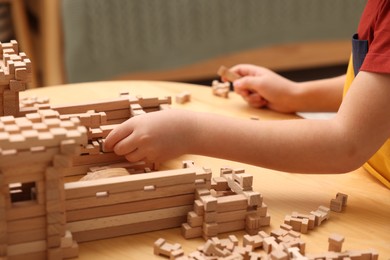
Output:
[187, 112, 364, 174]
[293, 75, 345, 112]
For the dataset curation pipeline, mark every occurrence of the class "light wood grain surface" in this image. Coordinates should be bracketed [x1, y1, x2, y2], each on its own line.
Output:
[23, 81, 390, 259]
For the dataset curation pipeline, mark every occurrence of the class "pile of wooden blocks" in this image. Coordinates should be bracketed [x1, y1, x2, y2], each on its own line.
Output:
[0, 40, 32, 117]
[283, 206, 330, 234]
[154, 232, 378, 260]
[182, 167, 270, 240]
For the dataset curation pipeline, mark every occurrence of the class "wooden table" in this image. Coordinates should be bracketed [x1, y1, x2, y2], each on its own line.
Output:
[23, 81, 390, 259]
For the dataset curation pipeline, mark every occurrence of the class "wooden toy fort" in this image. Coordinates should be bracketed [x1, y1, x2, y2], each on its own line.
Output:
[0, 41, 270, 260]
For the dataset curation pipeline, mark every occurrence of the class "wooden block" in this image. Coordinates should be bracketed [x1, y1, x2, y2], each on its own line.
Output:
[15, 68, 28, 81]
[243, 234, 263, 250]
[328, 233, 344, 252]
[154, 238, 170, 257]
[300, 218, 309, 234]
[191, 200, 204, 216]
[258, 214, 271, 227]
[280, 224, 293, 231]
[61, 241, 79, 259]
[200, 195, 217, 212]
[232, 173, 253, 189]
[195, 188, 211, 200]
[60, 230, 73, 248]
[271, 229, 288, 239]
[217, 220, 245, 234]
[204, 211, 217, 223]
[245, 213, 261, 230]
[263, 236, 278, 254]
[336, 192, 348, 206]
[187, 211, 203, 227]
[203, 240, 228, 257]
[330, 198, 343, 212]
[217, 66, 241, 82]
[181, 223, 202, 239]
[270, 250, 289, 260]
[211, 177, 229, 191]
[202, 222, 218, 237]
[175, 92, 191, 104]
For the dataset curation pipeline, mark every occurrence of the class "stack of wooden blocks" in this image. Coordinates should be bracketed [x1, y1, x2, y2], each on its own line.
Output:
[182, 167, 270, 240]
[0, 111, 87, 260]
[0, 40, 32, 117]
[64, 161, 212, 242]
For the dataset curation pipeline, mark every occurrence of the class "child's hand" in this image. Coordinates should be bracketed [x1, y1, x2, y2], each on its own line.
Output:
[104, 109, 194, 163]
[228, 64, 299, 113]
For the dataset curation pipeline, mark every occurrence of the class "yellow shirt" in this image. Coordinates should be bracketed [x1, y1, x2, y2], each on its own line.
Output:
[344, 56, 390, 188]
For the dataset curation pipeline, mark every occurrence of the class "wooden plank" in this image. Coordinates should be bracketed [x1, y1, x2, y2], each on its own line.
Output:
[51, 97, 130, 114]
[2, 167, 45, 186]
[65, 183, 195, 211]
[7, 251, 46, 260]
[7, 240, 46, 256]
[72, 216, 185, 243]
[216, 194, 248, 212]
[71, 152, 126, 166]
[66, 193, 194, 222]
[67, 205, 192, 233]
[7, 216, 46, 233]
[103, 108, 131, 121]
[6, 203, 45, 221]
[64, 167, 196, 199]
[217, 220, 246, 234]
[7, 228, 46, 245]
[216, 209, 252, 223]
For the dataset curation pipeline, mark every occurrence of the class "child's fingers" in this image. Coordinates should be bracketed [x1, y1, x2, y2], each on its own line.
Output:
[124, 148, 146, 163]
[104, 119, 135, 151]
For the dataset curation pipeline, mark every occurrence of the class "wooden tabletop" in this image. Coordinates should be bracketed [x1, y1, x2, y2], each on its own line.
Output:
[23, 81, 390, 259]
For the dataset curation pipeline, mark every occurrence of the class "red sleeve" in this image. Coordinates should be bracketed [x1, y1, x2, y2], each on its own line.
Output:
[359, 0, 390, 74]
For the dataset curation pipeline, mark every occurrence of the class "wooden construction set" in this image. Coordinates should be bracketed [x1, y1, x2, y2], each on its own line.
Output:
[0, 42, 379, 260]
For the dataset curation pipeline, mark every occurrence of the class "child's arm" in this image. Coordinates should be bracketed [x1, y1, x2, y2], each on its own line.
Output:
[230, 64, 345, 113]
[105, 71, 390, 174]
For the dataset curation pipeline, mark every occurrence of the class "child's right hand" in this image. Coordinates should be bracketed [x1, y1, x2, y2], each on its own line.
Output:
[226, 64, 299, 113]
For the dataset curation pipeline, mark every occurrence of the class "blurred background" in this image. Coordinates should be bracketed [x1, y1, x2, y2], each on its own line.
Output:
[2, 0, 365, 88]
